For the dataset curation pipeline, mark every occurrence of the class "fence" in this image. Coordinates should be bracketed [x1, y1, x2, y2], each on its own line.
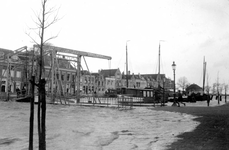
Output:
[78, 96, 142, 109]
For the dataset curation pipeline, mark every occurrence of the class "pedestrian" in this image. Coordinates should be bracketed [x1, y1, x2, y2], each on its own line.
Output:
[178, 90, 186, 106]
[191, 92, 196, 102]
[93, 91, 97, 103]
[172, 93, 180, 107]
[16, 87, 20, 98]
[207, 94, 210, 107]
[21, 86, 26, 96]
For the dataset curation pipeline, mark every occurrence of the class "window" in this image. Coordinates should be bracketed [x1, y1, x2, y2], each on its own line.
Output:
[10, 70, 14, 77]
[136, 82, 140, 87]
[16, 71, 21, 78]
[83, 86, 85, 92]
[67, 74, 70, 81]
[72, 75, 75, 82]
[150, 91, 153, 97]
[2, 69, 7, 77]
[61, 74, 64, 81]
[147, 91, 150, 97]
[92, 86, 94, 91]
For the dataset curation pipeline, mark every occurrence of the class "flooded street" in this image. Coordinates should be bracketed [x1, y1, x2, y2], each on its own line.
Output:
[0, 101, 199, 150]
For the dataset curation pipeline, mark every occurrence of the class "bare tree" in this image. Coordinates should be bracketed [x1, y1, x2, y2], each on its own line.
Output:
[205, 85, 211, 94]
[219, 83, 223, 94]
[177, 76, 189, 92]
[212, 83, 217, 95]
[27, 0, 60, 149]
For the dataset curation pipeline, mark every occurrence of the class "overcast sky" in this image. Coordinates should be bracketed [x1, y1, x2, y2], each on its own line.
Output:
[1, 0, 229, 87]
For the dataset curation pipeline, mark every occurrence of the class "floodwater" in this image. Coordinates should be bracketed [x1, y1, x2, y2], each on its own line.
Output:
[0, 101, 200, 150]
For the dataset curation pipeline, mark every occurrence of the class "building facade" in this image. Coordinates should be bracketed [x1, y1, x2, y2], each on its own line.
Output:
[0, 48, 175, 96]
[0, 48, 26, 93]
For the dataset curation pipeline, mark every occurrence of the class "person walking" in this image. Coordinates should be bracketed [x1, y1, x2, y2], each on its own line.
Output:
[178, 90, 186, 106]
[207, 94, 210, 107]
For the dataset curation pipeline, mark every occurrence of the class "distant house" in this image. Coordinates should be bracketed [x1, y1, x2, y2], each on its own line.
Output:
[92, 72, 104, 95]
[131, 74, 147, 89]
[93, 69, 122, 95]
[141, 74, 166, 88]
[121, 73, 132, 88]
[186, 84, 203, 94]
[0, 48, 25, 93]
[42, 54, 77, 95]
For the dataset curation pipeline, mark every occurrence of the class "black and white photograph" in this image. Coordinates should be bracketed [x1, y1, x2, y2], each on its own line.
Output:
[0, 0, 229, 149]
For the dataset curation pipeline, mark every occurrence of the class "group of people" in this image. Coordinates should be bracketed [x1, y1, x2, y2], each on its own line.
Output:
[172, 90, 186, 107]
[173, 90, 213, 107]
[16, 86, 26, 98]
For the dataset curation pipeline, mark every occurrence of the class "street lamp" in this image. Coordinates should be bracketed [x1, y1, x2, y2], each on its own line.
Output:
[172, 61, 177, 106]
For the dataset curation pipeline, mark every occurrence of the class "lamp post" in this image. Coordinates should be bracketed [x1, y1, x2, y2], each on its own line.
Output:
[172, 61, 177, 106]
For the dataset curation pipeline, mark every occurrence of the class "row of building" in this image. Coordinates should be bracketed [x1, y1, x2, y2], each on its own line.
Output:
[0, 47, 174, 96]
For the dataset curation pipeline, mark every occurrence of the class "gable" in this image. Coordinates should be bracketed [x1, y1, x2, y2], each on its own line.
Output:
[0, 48, 14, 60]
[100, 69, 118, 77]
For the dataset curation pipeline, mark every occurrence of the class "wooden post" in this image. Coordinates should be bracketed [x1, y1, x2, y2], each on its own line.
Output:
[6, 54, 10, 101]
[77, 55, 81, 103]
[51, 50, 55, 103]
[29, 76, 35, 150]
[118, 97, 119, 108]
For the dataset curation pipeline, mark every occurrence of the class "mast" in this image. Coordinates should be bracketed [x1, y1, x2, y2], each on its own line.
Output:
[203, 56, 207, 94]
[158, 43, 160, 75]
[157, 42, 161, 88]
[126, 40, 130, 88]
[217, 71, 219, 94]
[157, 40, 166, 87]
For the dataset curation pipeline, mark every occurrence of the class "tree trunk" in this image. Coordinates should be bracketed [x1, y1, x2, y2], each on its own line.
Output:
[29, 76, 35, 150]
[40, 79, 46, 150]
[38, 91, 41, 149]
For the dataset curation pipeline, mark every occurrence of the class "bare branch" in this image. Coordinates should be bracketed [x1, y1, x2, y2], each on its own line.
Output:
[44, 34, 58, 44]
[44, 17, 59, 29]
[25, 32, 40, 46]
[45, 6, 57, 15]
[44, 7, 61, 29]
[31, 9, 43, 28]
